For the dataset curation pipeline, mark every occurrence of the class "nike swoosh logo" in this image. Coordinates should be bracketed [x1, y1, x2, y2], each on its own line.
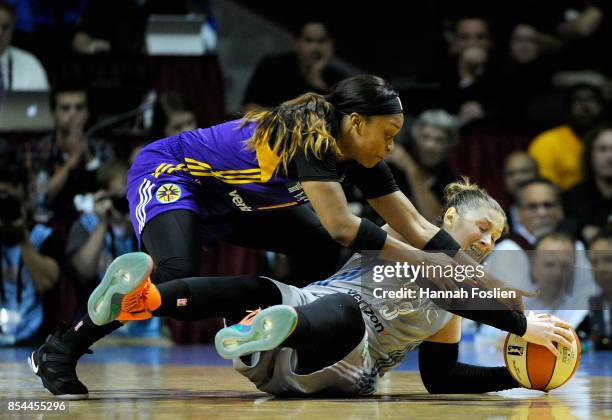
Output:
[30, 354, 39, 373]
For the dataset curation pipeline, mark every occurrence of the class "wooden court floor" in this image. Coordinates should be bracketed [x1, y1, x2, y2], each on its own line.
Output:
[1, 344, 611, 419]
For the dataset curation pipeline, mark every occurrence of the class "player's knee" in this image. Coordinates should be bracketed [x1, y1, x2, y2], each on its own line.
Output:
[329, 293, 363, 326]
[153, 256, 200, 284]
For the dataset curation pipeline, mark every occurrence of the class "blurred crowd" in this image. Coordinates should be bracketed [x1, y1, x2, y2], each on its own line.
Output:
[0, 1, 611, 351]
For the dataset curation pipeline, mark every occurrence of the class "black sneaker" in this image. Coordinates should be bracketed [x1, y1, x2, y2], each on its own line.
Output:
[28, 331, 92, 400]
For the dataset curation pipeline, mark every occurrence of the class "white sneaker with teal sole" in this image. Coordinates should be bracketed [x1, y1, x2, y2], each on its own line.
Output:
[215, 305, 298, 359]
[87, 252, 153, 326]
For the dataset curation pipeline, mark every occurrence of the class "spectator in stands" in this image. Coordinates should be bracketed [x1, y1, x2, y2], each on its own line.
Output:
[528, 83, 608, 191]
[477, 231, 591, 345]
[66, 160, 160, 338]
[151, 91, 197, 138]
[502, 152, 539, 233]
[72, 0, 213, 55]
[385, 109, 458, 223]
[0, 1, 48, 92]
[242, 18, 346, 109]
[0, 166, 62, 346]
[439, 16, 500, 126]
[16, 84, 114, 224]
[493, 1, 610, 73]
[485, 179, 595, 304]
[66, 160, 131, 298]
[526, 233, 589, 328]
[564, 124, 612, 243]
[129, 91, 198, 164]
[554, 1, 611, 73]
[510, 24, 541, 65]
[72, 0, 143, 54]
[7, 0, 87, 61]
[497, 23, 556, 123]
[498, 179, 566, 249]
[588, 229, 612, 350]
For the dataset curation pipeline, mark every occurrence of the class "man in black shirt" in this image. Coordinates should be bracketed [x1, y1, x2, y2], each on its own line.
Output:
[243, 19, 346, 109]
[438, 16, 501, 125]
[16, 85, 114, 225]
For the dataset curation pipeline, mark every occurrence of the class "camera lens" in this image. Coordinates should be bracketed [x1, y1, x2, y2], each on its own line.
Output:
[111, 196, 130, 214]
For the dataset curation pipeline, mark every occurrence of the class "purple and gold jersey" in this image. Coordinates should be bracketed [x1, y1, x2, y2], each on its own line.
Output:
[126, 119, 309, 244]
[126, 118, 398, 247]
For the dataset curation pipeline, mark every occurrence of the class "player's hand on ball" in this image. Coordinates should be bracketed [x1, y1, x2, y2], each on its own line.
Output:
[505, 316, 580, 391]
[522, 312, 575, 357]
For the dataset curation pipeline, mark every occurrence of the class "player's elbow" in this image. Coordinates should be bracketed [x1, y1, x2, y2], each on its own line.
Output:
[418, 341, 455, 394]
[421, 376, 451, 394]
[326, 219, 359, 247]
[420, 366, 453, 394]
[328, 224, 355, 247]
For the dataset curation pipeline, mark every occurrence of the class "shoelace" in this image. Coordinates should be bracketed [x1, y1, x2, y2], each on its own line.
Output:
[238, 308, 261, 326]
[121, 280, 150, 312]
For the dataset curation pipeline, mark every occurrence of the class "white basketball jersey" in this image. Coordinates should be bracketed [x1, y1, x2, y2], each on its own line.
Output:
[305, 253, 454, 375]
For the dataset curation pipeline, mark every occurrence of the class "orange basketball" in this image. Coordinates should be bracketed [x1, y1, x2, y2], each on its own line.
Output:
[503, 330, 581, 391]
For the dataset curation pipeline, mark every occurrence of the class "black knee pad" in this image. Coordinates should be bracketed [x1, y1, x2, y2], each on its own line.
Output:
[290, 292, 366, 372]
[330, 293, 363, 323]
[300, 293, 365, 339]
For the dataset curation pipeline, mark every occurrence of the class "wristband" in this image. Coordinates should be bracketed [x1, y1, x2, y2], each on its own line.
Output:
[424, 229, 461, 257]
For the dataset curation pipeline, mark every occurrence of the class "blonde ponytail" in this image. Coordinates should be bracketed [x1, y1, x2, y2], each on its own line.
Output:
[242, 93, 341, 174]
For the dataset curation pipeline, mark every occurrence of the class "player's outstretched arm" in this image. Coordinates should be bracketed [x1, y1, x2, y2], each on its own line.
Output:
[418, 317, 518, 394]
[418, 340, 520, 394]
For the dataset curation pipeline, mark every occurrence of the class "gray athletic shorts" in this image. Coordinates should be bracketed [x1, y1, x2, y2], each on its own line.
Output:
[232, 279, 378, 396]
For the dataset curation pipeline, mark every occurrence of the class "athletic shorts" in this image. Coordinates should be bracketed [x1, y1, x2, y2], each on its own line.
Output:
[127, 144, 202, 246]
[126, 139, 313, 250]
[127, 143, 241, 248]
[233, 280, 379, 396]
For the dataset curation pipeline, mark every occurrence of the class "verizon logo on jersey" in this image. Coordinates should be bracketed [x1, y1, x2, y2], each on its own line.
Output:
[229, 190, 252, 211]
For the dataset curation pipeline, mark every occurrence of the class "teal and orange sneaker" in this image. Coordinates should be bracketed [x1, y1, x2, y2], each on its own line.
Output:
[215, 305, 298, 359]
[87, 252, 159, 326]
